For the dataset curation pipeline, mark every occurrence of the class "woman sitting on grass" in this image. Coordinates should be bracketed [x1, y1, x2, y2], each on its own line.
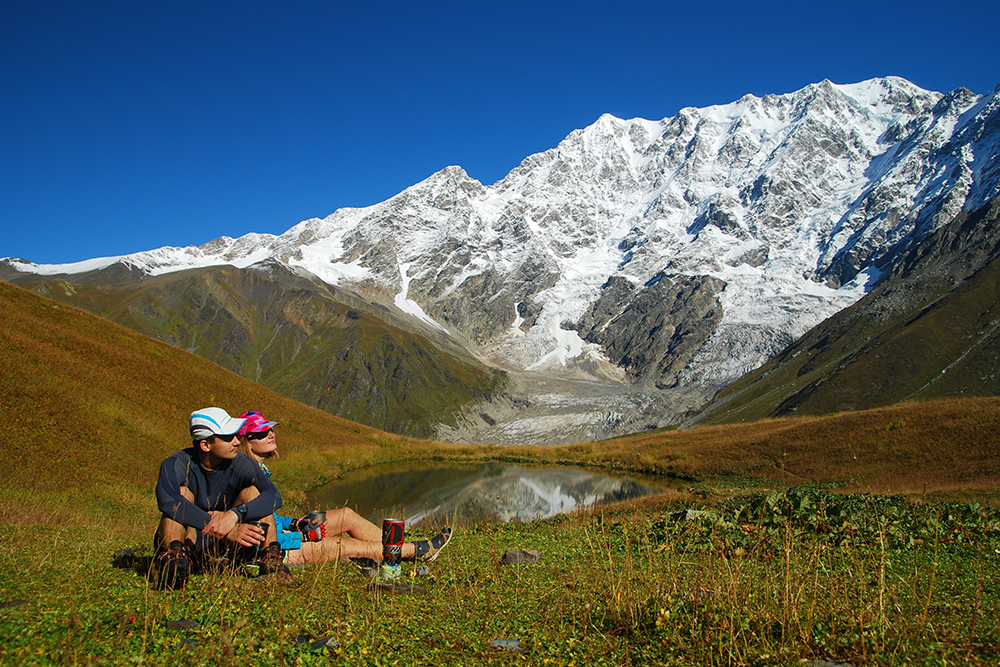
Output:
[235, 410, 452, 565]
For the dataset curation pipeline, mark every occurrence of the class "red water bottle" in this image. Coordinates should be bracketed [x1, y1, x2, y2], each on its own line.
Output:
[381, 519, 404, 580]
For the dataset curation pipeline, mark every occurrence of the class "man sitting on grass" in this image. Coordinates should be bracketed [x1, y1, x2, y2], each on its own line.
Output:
[153, 407, 284, 589]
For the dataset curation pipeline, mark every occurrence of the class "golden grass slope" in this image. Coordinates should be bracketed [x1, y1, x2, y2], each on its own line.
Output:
[538, 398, 1000, 501]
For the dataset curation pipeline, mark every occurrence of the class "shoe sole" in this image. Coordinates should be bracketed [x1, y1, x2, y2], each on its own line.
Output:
[423, 529, 453, 562]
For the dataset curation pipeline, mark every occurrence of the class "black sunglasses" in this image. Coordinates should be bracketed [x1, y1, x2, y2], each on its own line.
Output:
[247, 429, 273, 441]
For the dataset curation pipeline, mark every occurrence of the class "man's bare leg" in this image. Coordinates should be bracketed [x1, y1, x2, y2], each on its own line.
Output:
[156, 486, 199, 552]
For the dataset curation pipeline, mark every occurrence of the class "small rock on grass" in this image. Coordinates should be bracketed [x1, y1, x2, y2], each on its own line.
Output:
[111, 546, 149, 570]
[345, 558, 378, 578]
[500, 549, 541, 565]
[491, 639, 526, 653]
[162, 619, 200, 630]
[669, 509, 714, 521]
[0, 599, 29, 610]
[369, 581, 429, 595]
[288, 634, 339, 653]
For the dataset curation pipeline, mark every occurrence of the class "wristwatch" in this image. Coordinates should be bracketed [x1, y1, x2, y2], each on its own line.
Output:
[232, 504, 248, 522]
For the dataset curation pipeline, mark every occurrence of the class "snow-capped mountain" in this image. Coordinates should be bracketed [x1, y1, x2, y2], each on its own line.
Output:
[6, 76, 1000, 441]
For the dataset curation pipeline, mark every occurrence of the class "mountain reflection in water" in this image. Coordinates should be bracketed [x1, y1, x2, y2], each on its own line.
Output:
[306, 463, 669, 527]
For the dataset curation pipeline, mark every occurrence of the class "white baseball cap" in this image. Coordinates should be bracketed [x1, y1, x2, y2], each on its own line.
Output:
[190, 407, 246, 440]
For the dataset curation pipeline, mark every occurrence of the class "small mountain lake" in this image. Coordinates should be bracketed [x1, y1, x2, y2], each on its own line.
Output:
[306, 462, 676, 527]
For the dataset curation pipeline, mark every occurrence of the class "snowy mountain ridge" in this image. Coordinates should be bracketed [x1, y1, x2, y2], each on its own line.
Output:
[7, 77, 1000, 428]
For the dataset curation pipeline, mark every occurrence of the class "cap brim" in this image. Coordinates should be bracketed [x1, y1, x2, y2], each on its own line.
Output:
[218, 417, 246, 435]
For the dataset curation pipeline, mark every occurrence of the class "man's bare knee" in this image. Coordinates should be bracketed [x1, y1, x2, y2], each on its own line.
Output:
[235, 486, 260, 505]
[156, 516, 196, 550]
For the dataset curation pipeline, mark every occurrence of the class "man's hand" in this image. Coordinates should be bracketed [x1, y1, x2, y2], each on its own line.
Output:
[203, 510, 240, 541]
[228, 522, 266, 547]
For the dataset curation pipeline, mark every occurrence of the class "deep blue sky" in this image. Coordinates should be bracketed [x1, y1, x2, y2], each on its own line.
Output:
[3, 0, 999, 264]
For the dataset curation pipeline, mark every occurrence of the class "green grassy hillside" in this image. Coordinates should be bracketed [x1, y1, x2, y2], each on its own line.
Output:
[14, 262, 506, 438]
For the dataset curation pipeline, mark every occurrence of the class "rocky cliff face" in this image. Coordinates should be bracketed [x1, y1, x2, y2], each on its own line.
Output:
[576, 273, 726, 389]
[6, 76, 1000, 443]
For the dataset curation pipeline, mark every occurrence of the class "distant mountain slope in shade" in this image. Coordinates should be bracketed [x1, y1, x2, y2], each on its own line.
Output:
[10, 262, 506, 438]
[5, 76, 1000, 442]
[687, 195, 1000, 427]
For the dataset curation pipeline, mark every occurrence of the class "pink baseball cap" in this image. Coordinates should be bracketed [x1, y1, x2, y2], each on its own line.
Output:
[237, 410, 279, 436]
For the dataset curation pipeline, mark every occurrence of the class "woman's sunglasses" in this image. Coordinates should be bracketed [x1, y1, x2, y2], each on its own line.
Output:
[247, 429, 273, 441]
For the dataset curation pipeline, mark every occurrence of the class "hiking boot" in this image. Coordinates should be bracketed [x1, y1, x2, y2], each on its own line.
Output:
[256, 542, 288, 577]
[153, 541, 192, 590]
